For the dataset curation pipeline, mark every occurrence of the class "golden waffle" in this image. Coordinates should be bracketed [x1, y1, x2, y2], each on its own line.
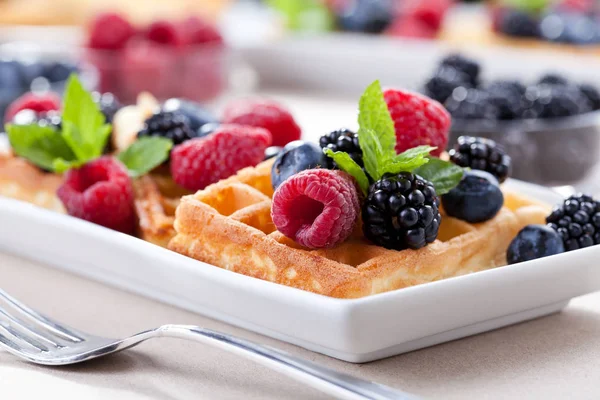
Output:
[0, 154, 64, 213]
[169, 160, 551, 299]
[133, 169, 190, 248]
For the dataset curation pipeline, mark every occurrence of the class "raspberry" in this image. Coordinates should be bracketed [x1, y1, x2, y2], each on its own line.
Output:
[404, 0, 452, 31]
[222, 99, 301, 147]
[180, 16, 224, 46]
[385, 17, 436, 39]
[271, 169, 360, 249]
[383, 88, 450, 156]
[120, 39, 174, 101]
[170, 124, 272, 191]
[5, 92, 61, 124]
[87, 12, 136, 50]
[145, 20, 182, 47]
[57, 157, 135, 234]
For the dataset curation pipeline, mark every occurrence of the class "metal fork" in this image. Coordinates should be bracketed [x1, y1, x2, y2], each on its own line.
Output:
[0, 289, 416, 400]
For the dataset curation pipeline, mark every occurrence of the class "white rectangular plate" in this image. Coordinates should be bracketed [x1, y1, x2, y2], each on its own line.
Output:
[1, 180, 599, 363]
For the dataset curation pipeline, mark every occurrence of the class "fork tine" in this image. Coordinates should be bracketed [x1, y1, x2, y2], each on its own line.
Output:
[0, 307, 62, 349]
[0, 322, 46, 353]
[0, 289, 84, 343]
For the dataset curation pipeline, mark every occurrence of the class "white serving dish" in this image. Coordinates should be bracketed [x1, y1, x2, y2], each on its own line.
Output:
[1, 180, 599, 363]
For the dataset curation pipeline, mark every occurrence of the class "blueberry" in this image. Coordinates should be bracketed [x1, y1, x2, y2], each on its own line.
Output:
[540, 12, 599, 45]
[507, 224, 565, 264]
[43, 62, 77, 82]
[162, 98, 218, 132]
[0, 61, 24, 90]
[442, 170, 504, 223]
[197, 122, 220, 138]
[264, 146, 282, 160]
[20, 61, 45, 88]
[499, 10, 539, 38]
[337, 0, 393, 34]
[271, 140, 327, 190]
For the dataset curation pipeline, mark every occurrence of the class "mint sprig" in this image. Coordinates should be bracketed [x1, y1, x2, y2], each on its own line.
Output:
[325, 79, 463, 195]
[6, 74, 172, 177]
[117, 137, 173, 178]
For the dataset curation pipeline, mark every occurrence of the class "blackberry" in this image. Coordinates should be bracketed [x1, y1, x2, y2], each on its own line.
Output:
[525, 84, 592, 118]
[444, 88, 500, 120]
[448, 136, 511, 183]
[546, 193, 600, 251]
[92, 92, 122, 123]
[319, 129, 363, 169]
[499, 10, 539, 38]
[424, 66, 472, 104]
[137, 111, 196, 146]
[486, 80, 526, 97]
[440, 54, 480, 85]
[362, 172, 441, 250]
[578, 83, 600, 110]
[538, 74, 568, 86]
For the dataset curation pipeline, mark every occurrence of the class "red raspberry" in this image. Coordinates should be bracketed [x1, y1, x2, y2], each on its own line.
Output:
[57, 157, 135, 234]
[383, 88, 450, 157]
[87, 12, 136, 50]
[403, 0, 452, 31]
[5, 92, 61, 123]
[385, 17, 436, 39]
[170, 124, 272, 191]
[180, 17, 224, 46]
[222, 99, 301, 147]
[271, 169, 360, 249]
[120, 39, 175, 102]
[145, 20, 183, 47]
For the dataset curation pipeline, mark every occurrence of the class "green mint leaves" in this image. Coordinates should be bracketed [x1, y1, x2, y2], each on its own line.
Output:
[323, 148, 370, 194]
[7, 124, 77, 171]
[6, 74, 172, 177]
[61, 75, 111, 161]
[413, 158, 464, 195]
[325, 80, 463, 195]
[117, 137, 173, 178]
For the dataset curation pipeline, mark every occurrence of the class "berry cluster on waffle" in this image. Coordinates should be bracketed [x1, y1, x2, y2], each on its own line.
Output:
[1, 74, 595, 298]
[0, 74, 299, 246]
[169, 159, 548, 298]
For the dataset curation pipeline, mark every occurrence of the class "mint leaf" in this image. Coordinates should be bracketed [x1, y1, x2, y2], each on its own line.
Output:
[324, 149, 369, 195]
[61, 74, 111, 162]
[117, 137, 173, 178]
[6, 124, 76, 171]
[357, 127, 386, 181]
[380, 146, 433, 176]
[358, 80, 396, 157]
[413, 157, 464, 195]
[53, 158, 85, 173]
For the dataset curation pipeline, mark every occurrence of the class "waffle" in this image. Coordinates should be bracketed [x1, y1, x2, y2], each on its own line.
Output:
[0, 154, 64, 213]
[133, 169, 190, 247]
[169, 160, 551, 299]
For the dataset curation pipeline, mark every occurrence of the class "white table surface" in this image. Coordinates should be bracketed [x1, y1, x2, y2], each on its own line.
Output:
[3, 91, 600, 399]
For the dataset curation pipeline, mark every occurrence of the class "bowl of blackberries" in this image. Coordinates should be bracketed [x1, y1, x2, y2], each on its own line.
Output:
[423, 54, 600, 186]
[0, 42, 97, 126]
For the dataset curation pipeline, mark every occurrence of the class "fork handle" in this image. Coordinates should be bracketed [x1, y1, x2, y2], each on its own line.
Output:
[154, 325, 416, 400]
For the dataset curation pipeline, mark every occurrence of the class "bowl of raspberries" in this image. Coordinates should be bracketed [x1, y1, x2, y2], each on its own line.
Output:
[423, 53, 600, 186]
[85, 12, 229, 104]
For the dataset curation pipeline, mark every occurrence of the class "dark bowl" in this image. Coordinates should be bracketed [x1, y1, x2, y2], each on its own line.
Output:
[449, 111, 600, 186]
